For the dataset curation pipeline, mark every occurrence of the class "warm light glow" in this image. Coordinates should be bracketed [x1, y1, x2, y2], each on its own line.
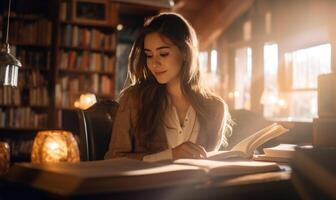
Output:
[198, 51, 208, 73]
[277, 99, 287, 108]
[290, 43, 331, 89]
[210, 49, 217, 73]
[260, 86, 278, 105]
[117, 24, 123, 31]
[228, 92, 234, 99]
[31, 130, 80, 163]
[234, 47, 252, 110]
[47, 141, 60, 151]
[263, 43, 281, 119]
[74, 93, 97, 110]
[264, 43, 331, 122]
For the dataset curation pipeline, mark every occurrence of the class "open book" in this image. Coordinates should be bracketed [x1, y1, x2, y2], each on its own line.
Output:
[4, 158, 280, 196]
[208, 123, 289, 160]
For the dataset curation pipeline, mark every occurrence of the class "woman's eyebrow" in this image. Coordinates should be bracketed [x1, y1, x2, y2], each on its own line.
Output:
[156, 46, 170, 50]
[144, 46, 170, 52]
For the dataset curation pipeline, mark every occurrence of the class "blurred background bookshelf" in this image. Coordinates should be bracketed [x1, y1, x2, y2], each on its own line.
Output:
[0, 0, 160, 162]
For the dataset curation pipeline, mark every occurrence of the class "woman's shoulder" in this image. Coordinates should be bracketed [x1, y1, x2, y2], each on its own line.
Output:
[206, 95, 226, 112]
[118, 85, 139, 109]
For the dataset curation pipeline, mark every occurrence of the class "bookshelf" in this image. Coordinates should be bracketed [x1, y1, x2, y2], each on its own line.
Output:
[0, 0, 118, 162]
[54, 0, 118, 128]
[0, 0, 119, 129]
[0, 11, 52, 130]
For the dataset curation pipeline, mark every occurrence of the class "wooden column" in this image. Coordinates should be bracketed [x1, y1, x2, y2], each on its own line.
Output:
[217, 36, 230, 102]
[251, 41, 264, 114]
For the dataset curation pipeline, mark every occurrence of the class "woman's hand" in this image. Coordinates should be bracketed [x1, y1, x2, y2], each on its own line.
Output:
[172, 141, 207, 160]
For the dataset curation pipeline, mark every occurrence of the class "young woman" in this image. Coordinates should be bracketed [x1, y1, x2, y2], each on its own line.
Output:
[105, 12, 231, 162]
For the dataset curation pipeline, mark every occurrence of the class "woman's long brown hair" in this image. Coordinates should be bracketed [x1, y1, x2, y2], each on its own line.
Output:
[124, 13, 231, 150]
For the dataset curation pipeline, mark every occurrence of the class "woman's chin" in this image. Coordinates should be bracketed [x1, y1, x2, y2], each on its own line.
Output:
[156, 80, 167, 84]
[154, 77, 168, 84]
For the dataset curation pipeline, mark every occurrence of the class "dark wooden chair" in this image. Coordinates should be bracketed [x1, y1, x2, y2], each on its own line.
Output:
[77, 100, 119, 161]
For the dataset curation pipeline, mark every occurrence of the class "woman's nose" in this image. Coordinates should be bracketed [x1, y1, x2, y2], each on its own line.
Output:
[153, 55, 161, 67]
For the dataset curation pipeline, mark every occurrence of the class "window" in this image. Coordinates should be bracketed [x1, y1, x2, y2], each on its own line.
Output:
[198, 51, 208, 73]
[199, 50, 221, 94]
[263, 43, 331, 122]
[233, 47, 252, 110]
[210, 50, 217, 73]
[262, 43, 279, 118]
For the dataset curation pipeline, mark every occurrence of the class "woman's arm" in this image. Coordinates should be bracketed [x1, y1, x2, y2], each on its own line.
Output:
[104, 91, 149, 160]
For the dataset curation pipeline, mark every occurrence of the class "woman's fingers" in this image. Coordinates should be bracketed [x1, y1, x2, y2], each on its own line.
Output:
[185, 142, 207, 158]
[172, 142, 207, 159]
[180, 145, 203, 159]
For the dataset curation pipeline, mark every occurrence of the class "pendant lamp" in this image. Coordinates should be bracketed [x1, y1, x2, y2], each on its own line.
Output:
[0, 0, 22, 87]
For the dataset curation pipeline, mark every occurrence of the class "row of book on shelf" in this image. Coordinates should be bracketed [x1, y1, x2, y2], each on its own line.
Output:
[8, 18, 52, 46]
[0, 107, 48, 128]
[19, 70, 49, 88]
[0, 73, 49, 106]
[61, 25, 116, 50]
[59, 50, 115, 72]
[55, 75, 113, 108]
[15, 48, 51, 70]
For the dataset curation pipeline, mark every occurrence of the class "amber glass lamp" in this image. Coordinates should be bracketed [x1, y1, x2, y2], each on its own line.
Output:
[0, 142, 10, 175]
[31, 130, 80, 163]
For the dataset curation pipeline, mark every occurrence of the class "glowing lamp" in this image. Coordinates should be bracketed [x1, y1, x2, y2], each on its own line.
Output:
[74, 93, 97, 110]
[31, 130, 80, 163]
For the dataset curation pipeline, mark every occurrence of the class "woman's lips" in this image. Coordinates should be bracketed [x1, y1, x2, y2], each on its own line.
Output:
[155, 70, 167, 76]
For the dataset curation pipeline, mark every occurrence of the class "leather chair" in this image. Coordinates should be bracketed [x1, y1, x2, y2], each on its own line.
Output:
[77, 100, 119, 161]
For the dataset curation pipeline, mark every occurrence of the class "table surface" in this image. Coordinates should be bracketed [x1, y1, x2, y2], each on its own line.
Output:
[0, 164, 299, 200]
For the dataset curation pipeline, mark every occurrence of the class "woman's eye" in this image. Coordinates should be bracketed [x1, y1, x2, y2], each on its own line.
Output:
[160, 53, 169, 57]
[146, 55, 153, 58]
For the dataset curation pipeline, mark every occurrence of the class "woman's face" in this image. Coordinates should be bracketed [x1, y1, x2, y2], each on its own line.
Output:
[144, 32, 183, 85]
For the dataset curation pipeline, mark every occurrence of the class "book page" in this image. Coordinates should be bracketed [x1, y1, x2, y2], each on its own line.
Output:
[207, 150, 247, 160]
[174, 159, 280, 177]
[230, 123, 278, 153]
[247, 125, 288, 156]
[206, 123, 288, 160]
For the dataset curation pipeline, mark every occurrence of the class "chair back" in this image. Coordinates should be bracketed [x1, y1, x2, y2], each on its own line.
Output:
[78, 100, 119, 161]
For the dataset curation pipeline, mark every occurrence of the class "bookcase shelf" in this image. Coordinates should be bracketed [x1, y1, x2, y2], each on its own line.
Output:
[60, 46, 115, 54]
[21, 67, 50, 72]
[11, 43, 51, 49]
[8, 15, 44, 21]
[0, 127, 48, 131]
[59, 69, 114, 75]
[0, 104, 49, 109]
[60, 20, 116, 29]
